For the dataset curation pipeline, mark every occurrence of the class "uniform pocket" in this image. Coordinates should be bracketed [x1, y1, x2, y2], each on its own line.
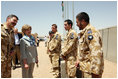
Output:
[52, 54, 59, 68]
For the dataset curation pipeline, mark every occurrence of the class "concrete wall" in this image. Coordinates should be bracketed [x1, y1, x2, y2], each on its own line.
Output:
[99, 26, 117, 63]
[60, 61, 68, 78]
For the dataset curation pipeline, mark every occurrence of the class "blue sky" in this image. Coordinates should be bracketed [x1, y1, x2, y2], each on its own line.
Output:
[1, 1, 117, 36]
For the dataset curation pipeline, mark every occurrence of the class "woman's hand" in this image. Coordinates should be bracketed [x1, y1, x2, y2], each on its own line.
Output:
[36, 56, 39, 67]
[24, 64, 29, 69]
[36, 56, 38, 64]
[23, 59, 29, 69]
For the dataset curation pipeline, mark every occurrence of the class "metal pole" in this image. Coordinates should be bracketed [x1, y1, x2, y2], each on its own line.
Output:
[72, 1, 75, 30]
[63, 1, 66, 37]
[65, 1, 66, 20]
[67, 1, 69, 19]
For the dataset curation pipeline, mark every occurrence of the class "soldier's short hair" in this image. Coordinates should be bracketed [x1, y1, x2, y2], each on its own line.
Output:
[6, 14, 19, 21]
[64, 19, 73, 28]
[22, 24, 32, 34]
[52, 24, 57, 28]
[76, 12, 89, 23]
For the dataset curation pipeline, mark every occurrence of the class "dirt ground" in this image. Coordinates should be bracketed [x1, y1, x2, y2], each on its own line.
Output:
[11, 42, 117, 78]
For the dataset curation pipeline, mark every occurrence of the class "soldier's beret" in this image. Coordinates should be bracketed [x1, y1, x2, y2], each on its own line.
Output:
[49, 31, 54, 34]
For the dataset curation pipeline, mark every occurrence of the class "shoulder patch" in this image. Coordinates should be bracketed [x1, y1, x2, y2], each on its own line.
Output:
[88, 35, 93, 40]
[70, 33, 74, 39]
[87, 29, 92, 34]
[55, 35, 58, 39]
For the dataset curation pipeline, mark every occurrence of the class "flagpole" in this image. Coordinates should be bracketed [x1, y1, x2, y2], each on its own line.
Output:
[63, 1, 65, 38]
[62, 1, 66, 37]
[65, 1, 66, 20]
[67, 1, 69, 19]
[72, 1, 75, 30]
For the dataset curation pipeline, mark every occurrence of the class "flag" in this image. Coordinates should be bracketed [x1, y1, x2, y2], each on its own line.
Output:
[61, 1, 64, 12]
[61, 1, 64, 18]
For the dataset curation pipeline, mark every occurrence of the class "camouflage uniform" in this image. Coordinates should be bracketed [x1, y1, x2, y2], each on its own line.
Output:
[78, 24, 104, 78]
[49, 32, 61, 78]
[62, 29, 78, 78]
[47, 37, 52, 63]
[1, 23, 15, 78]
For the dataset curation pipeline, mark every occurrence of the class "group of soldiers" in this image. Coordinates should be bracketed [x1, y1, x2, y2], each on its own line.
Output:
[1, 12, 104, 78]
[47, 12, 104, 78]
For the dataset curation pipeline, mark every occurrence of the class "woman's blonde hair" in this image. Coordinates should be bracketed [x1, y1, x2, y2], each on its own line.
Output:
[22, 24, 32, 34]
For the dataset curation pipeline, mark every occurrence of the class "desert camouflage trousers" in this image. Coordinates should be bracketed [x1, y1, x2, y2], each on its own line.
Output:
[1, 57, 12, 78]
[65, 58, 76, 78]
[49, 53, 60, 78]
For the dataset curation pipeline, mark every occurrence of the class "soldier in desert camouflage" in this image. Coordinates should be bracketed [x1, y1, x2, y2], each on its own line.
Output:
[1, 14, 19, 78]
[48, 24, 61, 78]
[47, 31, 54, 64]
[75, 12, 104, 78]
[61, 19, 78, 78]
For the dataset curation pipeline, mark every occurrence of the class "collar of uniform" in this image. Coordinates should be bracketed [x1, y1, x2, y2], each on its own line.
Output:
[3, 23, 9, 30]
[81, 24, 91, 34]
[53, 31, 57, 38]
[68, 28, 72, 34]
[69, 28, 72, 32]
[54, 31, 58, 35]
[67, 29, 72, 36]
[3, 23, 14, 32]
[10, 28, 14, 33]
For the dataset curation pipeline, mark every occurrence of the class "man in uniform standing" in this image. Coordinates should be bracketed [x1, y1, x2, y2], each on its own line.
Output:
[47, 31, 54, 63]
[1, 14, 19, 78]
[75, 12, 104, 78]
[61, 19, 78, 78]
[48, 24, 61, 78]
